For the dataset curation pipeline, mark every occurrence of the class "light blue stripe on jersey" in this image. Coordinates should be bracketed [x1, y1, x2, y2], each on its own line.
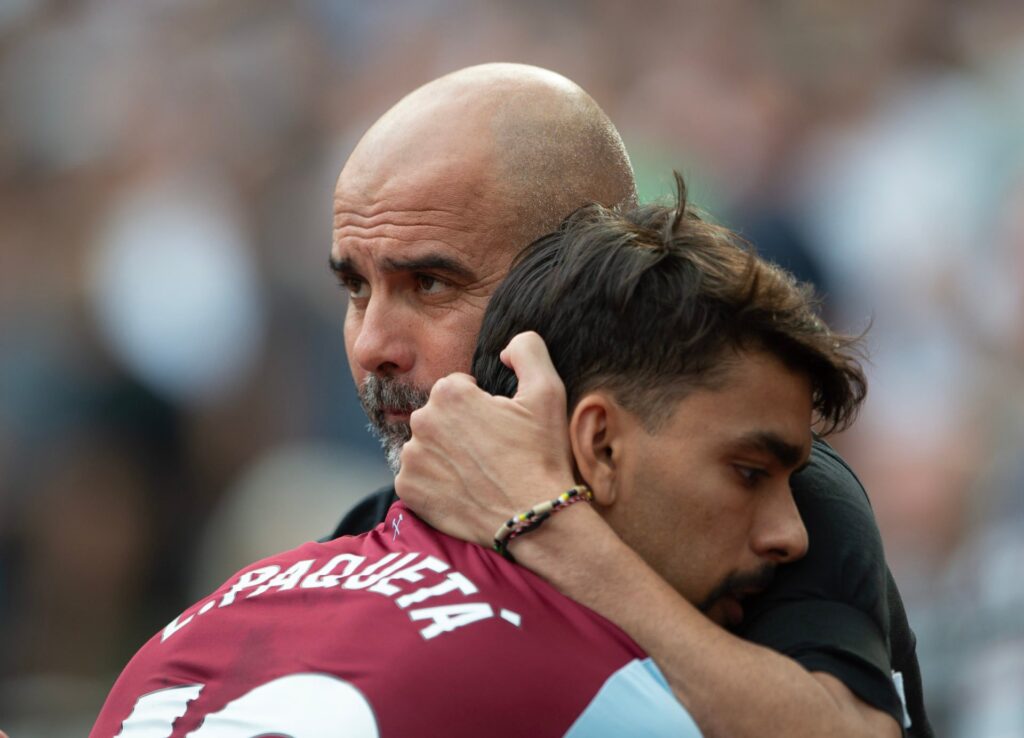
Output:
[564, 657, 703, 737]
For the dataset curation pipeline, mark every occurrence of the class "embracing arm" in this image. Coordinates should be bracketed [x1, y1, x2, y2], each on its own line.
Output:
[397, 332, 900, 738]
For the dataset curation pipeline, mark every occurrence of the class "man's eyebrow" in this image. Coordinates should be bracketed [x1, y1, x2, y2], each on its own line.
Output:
[328, 256, 352, 275]
[733, 431, 807, 470]
[380, 254, 476, 281]
[327, 254, 476, 282]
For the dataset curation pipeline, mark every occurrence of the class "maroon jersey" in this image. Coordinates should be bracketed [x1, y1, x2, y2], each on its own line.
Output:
[90, 502, 694, 737]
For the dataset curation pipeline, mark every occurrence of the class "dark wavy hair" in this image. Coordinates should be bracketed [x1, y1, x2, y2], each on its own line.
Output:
[472, 172, 866, 434]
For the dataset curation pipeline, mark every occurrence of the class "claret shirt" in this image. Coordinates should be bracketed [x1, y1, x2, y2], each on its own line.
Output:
[91, 503, 699, 738]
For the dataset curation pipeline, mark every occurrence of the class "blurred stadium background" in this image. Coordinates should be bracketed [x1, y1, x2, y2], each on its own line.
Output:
[1, 1, 1023, 735]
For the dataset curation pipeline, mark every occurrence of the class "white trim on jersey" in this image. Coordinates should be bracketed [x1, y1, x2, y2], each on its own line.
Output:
[564, 658, 702, 737]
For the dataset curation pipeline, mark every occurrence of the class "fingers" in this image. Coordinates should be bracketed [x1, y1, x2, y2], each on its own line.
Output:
[409, 372, 477, 440]
[416, 373, 477, 417]
[499, 332, 566, 409]
[426, 372, 477, 400]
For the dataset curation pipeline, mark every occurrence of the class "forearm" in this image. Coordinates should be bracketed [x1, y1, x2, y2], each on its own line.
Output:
[511, 505, 899, 738]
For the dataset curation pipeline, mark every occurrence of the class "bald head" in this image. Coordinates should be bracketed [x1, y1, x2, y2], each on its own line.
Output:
[338, 63, 636, 251]
[334, 65, 637, 471]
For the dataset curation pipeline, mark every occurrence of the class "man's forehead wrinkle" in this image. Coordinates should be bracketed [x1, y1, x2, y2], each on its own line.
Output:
[332, 209, 477, 236]
[334, 169, 495, 227]
[330, 226, 508, 290]
[335, 231, 472, 250]
[332, 201, 465, 222]
[331, 222, 480, 259]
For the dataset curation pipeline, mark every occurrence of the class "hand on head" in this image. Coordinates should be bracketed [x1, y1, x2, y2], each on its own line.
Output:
[396, 331, 576, 544]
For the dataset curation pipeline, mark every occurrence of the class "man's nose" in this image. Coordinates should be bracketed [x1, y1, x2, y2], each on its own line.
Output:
[349, 298, 416, 376]
[752, 485, 809, 565]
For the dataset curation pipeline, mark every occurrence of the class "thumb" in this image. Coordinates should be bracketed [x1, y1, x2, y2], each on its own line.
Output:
[499, 331, 566, 410]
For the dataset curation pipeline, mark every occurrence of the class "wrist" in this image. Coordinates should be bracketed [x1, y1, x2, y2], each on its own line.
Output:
[492, 484, 595, 561]
[503, 500, 622, 589]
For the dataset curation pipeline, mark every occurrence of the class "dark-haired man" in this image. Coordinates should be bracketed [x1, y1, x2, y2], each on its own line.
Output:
[327, 65, 931, 737]
[95, 184, 872, 737]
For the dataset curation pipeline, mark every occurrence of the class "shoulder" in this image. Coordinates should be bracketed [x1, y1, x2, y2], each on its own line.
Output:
[786, 433, 884, 548]
[746, 438, 888, 621]
[740, 439, 906, 726]
[95, 505, 654, 737]
[796, 438, 869, 508]
[792, 439, 886, 563]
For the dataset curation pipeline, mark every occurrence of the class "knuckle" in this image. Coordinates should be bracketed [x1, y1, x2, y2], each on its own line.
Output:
[397, 440, 417, 464]
[432, 373, 473, 402]
[432, 375, 464, 400]
[408, 406, 426, 431]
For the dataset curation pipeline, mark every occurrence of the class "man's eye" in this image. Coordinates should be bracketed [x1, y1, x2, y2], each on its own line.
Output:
[735, 465, 767, 486]
[340, 276, 368, 298]
[416, 274, 448, 294]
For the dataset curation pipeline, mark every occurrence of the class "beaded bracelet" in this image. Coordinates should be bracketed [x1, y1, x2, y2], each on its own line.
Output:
[492, 484, 594, 561]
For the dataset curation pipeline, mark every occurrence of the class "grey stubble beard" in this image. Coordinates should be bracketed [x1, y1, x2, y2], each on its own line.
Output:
[359, 375, 431, 474]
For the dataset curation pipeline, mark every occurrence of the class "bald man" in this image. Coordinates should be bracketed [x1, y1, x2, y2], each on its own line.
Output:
[332, 63, 635, 474]
[327, 65, 930, 737]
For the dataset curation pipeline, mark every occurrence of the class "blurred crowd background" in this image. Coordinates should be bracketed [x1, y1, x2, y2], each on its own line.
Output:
[1, 0, 1023, 735]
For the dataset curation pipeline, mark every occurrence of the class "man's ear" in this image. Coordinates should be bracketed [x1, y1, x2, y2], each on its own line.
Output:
[569, 392, 628, 508]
